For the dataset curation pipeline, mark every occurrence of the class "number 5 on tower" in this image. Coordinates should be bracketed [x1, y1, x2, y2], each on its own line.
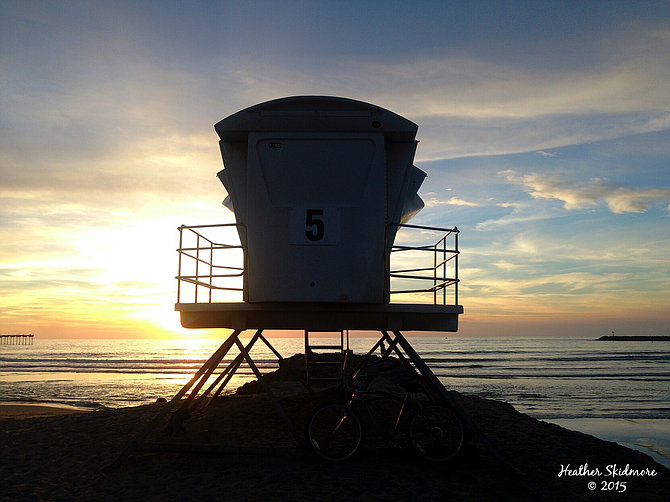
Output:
[290, 208, 340, 245]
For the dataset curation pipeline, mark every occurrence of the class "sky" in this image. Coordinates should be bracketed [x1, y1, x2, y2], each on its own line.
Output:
[1, 1, 669, 339]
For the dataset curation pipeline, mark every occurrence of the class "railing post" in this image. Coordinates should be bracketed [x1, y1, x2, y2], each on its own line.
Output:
[385, 226, 390, 301]
[455, 227, 459, 306]
[209, 240, 214, 303]
[443, 233, 447, 305]
[433, 240, 438, 305]
[177, 226, 184, 304]
[195, 233, 200, 303]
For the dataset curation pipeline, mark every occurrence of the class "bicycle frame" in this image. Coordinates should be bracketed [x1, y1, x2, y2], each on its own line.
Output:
[344, 387, 416, 443]
[306, 370, 465, 462]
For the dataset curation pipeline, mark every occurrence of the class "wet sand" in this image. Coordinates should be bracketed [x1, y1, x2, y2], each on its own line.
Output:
[0, 403, 91, 419]
[547, 418, 670, 469]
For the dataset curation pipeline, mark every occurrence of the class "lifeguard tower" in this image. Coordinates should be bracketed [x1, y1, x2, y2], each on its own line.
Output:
[110, 97, 503, 468]
[176, 95, 461, 332]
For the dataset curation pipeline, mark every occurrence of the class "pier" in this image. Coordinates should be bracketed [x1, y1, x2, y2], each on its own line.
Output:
[0, 334, 34, 345]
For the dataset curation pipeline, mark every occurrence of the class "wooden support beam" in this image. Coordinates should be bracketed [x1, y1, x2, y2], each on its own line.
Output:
[341, 335, 387, 383]
[233, 338, 304, 449]
[379, 331, 427, 397]
[103, 330, 242, 472]
[202, 330, 263, 406]
[177, 339, 233, 413]
[258, 333, 311, 393]
[207, 351, 245, 403]
[379, 331, 402, 360]
[391, 330, 516, 474]
[211, 351, 247, 400]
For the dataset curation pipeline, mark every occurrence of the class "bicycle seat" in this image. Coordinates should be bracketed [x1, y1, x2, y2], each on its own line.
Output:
[398, 379, 422, 394]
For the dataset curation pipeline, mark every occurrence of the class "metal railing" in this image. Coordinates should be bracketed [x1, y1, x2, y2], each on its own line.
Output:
[386, 224, 459, 305]
[176, 223, 246, 304]
[176, 222, 460, 306]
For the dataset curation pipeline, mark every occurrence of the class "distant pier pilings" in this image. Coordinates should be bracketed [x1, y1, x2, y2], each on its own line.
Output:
[0, 334, 34, 345]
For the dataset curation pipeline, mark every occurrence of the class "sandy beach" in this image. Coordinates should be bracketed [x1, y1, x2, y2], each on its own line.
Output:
[0, 403, 91, 420]
[1, 368, 668, 502]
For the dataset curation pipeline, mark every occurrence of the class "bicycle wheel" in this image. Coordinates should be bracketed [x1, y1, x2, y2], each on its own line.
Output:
[407, 404, 464, 461]
[305, 401, 365, 461]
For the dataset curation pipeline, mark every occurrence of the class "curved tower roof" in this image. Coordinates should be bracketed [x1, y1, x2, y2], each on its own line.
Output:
[215, 95, 418, 143]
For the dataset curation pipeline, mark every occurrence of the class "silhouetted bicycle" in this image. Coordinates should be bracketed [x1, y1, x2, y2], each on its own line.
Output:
[305, 364, 464, 462]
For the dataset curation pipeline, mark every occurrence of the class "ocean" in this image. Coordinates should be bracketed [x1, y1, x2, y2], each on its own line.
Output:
[1, 336, 667, 418]
[2, 335, 669, 465]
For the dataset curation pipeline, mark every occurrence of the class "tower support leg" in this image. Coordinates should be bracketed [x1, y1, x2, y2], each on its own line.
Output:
[233, 337, 304, 448]
[389, 330, 516, 474]
[104, 330, 242, 472]
[204, 330, 264, 405]
[104, 328, 308, 471]
[342, 330, 516, 474]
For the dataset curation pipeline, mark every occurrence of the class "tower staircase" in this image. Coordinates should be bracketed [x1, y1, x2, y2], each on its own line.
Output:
[304, 330, 350, 387]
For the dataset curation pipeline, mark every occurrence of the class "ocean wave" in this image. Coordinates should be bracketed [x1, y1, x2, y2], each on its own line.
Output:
[73, 400, 108, 409]
[0, 358, 278, 373]
[0, 397, 108, 410]
[424, 354, 670, 364]
[532, 412, 670, 420]
[437, 372, 669, 380]
[0, 356, 276, 365]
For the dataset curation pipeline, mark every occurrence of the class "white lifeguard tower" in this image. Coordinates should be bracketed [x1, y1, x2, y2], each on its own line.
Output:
[176, 96, 462, 332]
[109, 97, 506, 470]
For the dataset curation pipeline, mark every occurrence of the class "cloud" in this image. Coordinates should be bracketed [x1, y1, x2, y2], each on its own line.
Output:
[474, 210, 565, 231]
[459, 227, 670, 317]
[3, 7, 670, 185]
[605, 188, 670, 214]
[0, 129, 224, 214]
[343, 22, 670, 160]
[475, 202, 565, 230]
[500, 170, 670, 214]
[357, 22, 668, 120]
[423, 194, 482, 208]
[446, 197, 481, 207]
[493, 260, 522, 272]
[535, 150, 557, 157]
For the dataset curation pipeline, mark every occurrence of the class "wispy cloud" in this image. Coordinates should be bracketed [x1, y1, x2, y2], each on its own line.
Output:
[496, 202, 523, 208]
[367, 23, 670, 122]
[447, 197, 481, 207]
[475, 205, 563, 230]
[500, 170, 670, 214]
[424, 193, 482, 207]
